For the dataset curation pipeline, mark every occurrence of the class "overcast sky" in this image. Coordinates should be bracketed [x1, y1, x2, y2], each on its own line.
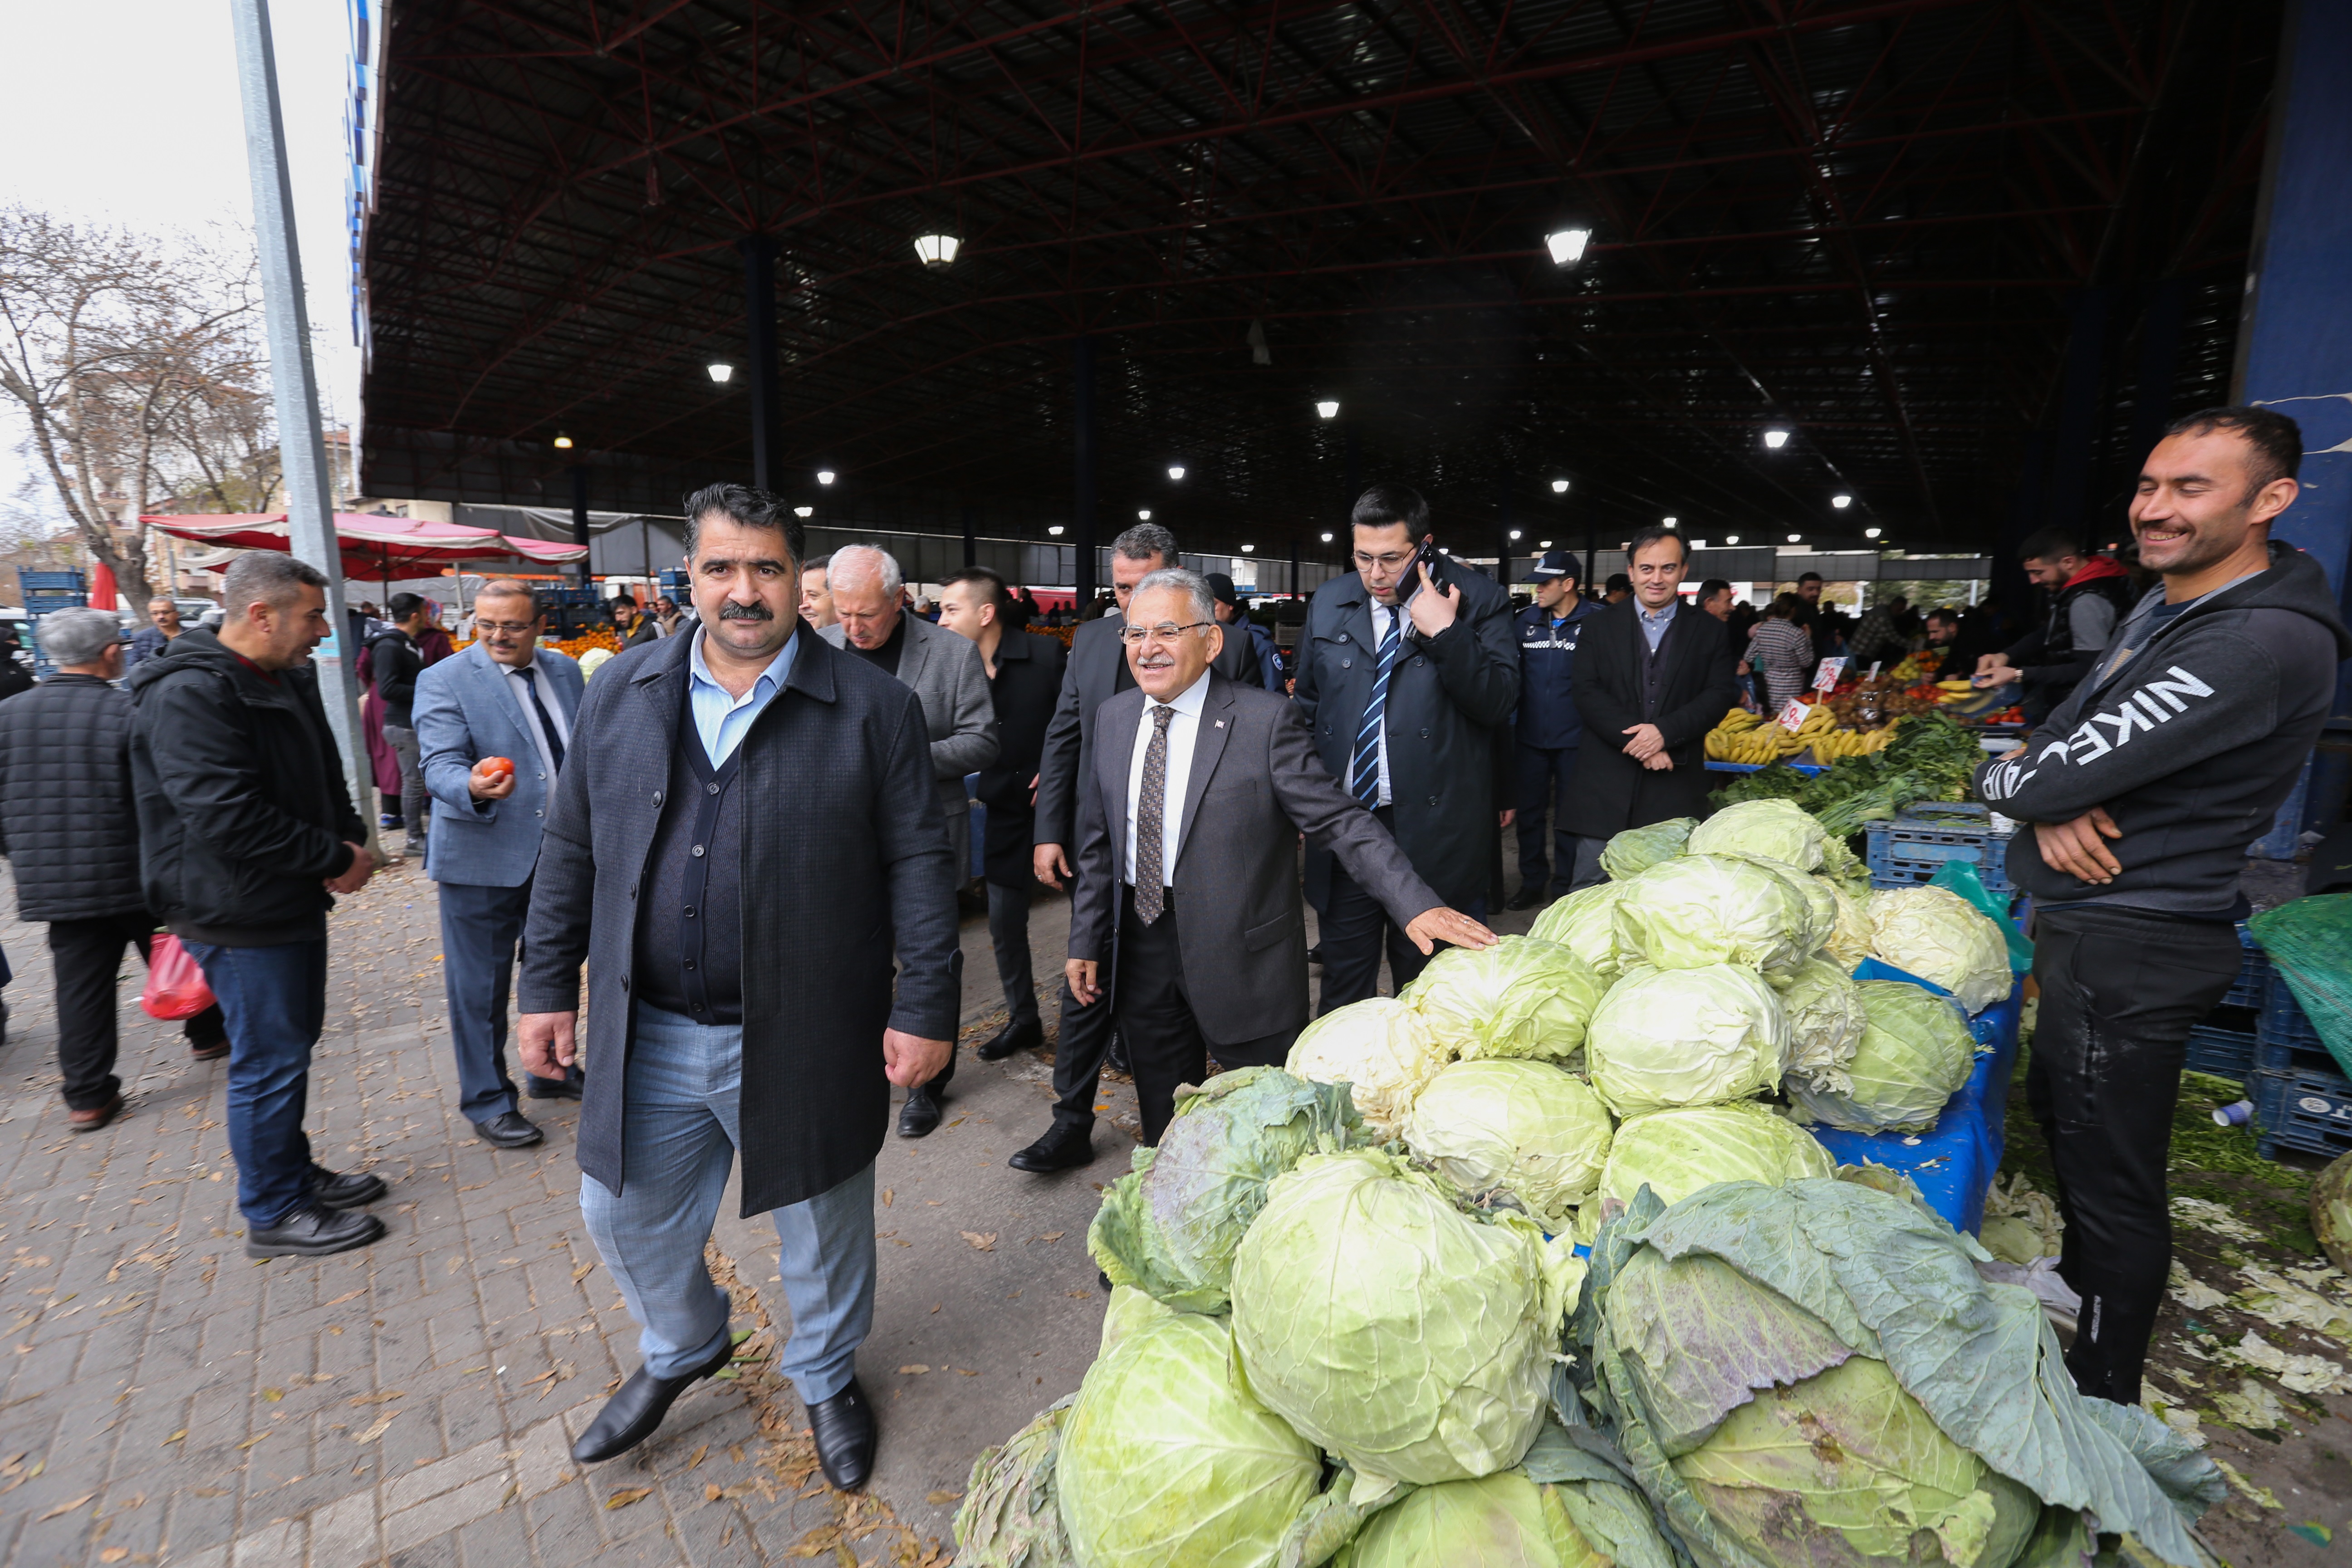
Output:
[1, 0, 358, 518]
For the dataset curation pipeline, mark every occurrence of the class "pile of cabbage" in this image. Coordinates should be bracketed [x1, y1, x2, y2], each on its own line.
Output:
[954, 801, 2218, 1568]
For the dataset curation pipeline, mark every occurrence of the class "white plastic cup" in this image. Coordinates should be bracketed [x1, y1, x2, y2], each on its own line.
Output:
[2212, 1100, 2254, 1128]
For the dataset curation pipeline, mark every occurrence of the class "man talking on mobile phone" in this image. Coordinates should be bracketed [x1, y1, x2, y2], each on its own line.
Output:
[1292, 484, 1518, 1009]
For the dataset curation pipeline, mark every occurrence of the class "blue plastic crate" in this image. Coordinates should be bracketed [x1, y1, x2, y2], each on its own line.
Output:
[2185, 1024, 2258, 1083]
[2225, 923, 2271, 1009]
[2261, 973, 2325, 1050]
[2251, 1065, 2352, 1161]
[1865, 801, 2016, 895]
[16, 570, 83, 593]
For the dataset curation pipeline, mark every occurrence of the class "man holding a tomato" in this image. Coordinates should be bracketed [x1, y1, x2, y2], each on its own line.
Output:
[413, 580, 587, 1147]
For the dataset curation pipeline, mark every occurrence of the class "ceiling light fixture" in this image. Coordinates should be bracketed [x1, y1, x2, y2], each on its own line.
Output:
[1538, 539, 1553, 548]
[1319, 531, 1333, 542]
[1865, 527, 1882, 539]
[1315, 399, 1340, 419]
[912, 234, 961, 266]
[1762, 428, 1790, 449]
[552, 432, 573, 450]
[1831, 494, 1852, 510]
[1788, 534, 1803, 543]
[816, 469, 836, 485]
[1509, 529, 1523, 540]
[1726, 534, 1740, 544]
[1137, 509, 1152, 521]
[1544, 227, 1591, 266]
[1048, 525, 1065, 536]
[1240, 544, 1255, 553]
[706, 362, 734, 384]
[1550, 478, 1570, 494]
[1662, 516, 1678, 527]
[794, 506, 813, 518]
[1167, 465, 1186, 481]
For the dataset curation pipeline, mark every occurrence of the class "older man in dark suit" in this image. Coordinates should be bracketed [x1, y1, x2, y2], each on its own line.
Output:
[1014, 523, 1259, 1174]
[517, 483, 958, 1488]
[1560, 524, 1740, 884]
[1067, 568, 1494, 1142]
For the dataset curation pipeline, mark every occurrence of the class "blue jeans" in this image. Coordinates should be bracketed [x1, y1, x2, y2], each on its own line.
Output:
[184, 939, 329, 1229]
[579, 1005, 876, 1401]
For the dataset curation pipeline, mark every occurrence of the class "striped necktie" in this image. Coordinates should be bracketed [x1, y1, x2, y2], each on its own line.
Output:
[1350, 615, 1400, 808]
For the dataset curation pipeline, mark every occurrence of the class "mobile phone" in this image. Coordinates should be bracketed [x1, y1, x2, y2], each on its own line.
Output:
[1403, 534, 1442, 602]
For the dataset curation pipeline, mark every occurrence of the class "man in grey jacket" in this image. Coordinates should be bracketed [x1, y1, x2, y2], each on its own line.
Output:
[1976, 406, 2351, 1407]
[1067, 570, 1493, 1142]
[819, 544, 999, 1137]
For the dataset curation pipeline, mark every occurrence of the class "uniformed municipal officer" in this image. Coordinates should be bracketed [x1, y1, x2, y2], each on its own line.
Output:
[1508, 550, 1604, 909]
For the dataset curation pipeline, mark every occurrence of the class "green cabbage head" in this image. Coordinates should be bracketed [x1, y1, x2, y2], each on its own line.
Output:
[1529, 882, 1631, 980]
[1336, 1470, 1606, 1568]
[1585, 963, 1787, 1116]
[1287, 997, 1450, 1139]
[1768, 957, 1868, 1094]
[1686, 798, 1827, 871]
[1401, 1059, 1614, 1231]
[1868, 885, 2013, 1013]
[1599, 817, 1694, 881]
[1730, 854, 1835, 963]
[1057, 1289, 1321, 1568]
[1403, 936, 1605, 1062]
[1608, 1250, 2043, 1568]
[1820, 875, 1873, 969]
[1230, 1151, 1579, 1485]
[1089, 1067, 1362, 1314]
[1595, 1100, 1834, 1212]
[1787, 980, 1978, 1134]
[1613, 854, 1811, 971]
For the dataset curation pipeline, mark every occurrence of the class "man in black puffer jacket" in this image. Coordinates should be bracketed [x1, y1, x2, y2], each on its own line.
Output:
[0, 609, 228, 1132]
[130, 555, 387, 1261]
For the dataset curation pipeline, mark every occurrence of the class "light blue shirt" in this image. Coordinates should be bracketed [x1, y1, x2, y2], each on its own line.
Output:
[688, 627, 798, 764]
[1638, 598, 1677, 652]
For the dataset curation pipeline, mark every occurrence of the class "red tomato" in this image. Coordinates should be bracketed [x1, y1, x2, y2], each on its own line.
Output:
[482, 756, 515, 778]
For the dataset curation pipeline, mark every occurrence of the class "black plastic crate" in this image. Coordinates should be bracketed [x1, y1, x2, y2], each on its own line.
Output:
[2251, 1066, 2352, 1161]
[2185, 1024, 2258, 1083]
[1865, 801, 2016, 896]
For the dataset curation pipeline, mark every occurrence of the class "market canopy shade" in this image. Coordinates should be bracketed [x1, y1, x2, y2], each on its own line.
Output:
[141, 513, 588, 583]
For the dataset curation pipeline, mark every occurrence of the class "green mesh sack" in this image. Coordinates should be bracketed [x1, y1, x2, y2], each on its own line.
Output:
[2249, 894, 2352, 1081]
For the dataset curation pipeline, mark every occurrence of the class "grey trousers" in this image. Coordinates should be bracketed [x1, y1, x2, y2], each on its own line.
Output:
[986, 880, 1041, 1029]
[384, 724, 428, 853]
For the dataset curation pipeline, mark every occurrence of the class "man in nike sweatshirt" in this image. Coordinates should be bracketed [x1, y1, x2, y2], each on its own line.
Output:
[1976, 405, 2351, 1407]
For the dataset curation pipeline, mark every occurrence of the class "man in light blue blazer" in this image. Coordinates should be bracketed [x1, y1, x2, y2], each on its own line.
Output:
[414, 580, 586, 1148]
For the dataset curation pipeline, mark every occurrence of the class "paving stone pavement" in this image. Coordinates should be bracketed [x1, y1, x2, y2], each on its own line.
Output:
[0, 857, 1141, 1568]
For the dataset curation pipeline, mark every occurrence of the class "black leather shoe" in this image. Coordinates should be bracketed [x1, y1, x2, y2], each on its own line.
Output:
[527, 1075, 583, 1102]
[897, 1084, 944, 1139]
[189, 1037, 230, 1062]
[808, 1379, 877, 1491]
[474, 1111, 546, 1148]
[1306, 945, 1323, 968]
[1105, 1034, 1132, 1076]
[308, 1167, 387, 1210]
[1008, 1122, 1093, 1174]
[975, 1017, 1044, 1062]
[570, 1338, 735, 1464]
[245, 1202, 385, 1259]
[1505, 886, 1547, 911]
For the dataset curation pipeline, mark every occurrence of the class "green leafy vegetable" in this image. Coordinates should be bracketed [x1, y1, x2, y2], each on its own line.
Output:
[956, 1396, 1078, 1567]
[1585, 963, 1788, 1117]
[1401, 1059, 1614, 1232]
[1334, 1470, 1606, 1568]
[1869, 885, 2013, 1013]
[1595, 1100, 1834, 1213]
[1613, 854, 1812, 972]
[1767, 958, 1868, 1095]
[1787, 980, 1977, 1134]
[1529, 883, 1632, 981]
[1599, 818, 1695, 882]
[1404, 936, 1606, 1063]
[1058, 1289, 1322, 1568]
[1287, 997, 1451, 1140]
[1686, 799, 1828, 871]
[1090, 1068, 1362, 1314]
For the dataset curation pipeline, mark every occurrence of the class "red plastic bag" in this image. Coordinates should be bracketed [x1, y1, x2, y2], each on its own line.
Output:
[142, 936, 216, 1021]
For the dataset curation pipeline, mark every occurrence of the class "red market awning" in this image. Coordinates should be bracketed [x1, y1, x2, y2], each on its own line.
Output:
[142, 513, 588, 582]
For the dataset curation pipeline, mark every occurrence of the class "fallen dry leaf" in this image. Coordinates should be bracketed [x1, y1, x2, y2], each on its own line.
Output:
[353, 1410, 402, 1444]
[882, 1188, 893, 1207]
[572, 1262, 595, 1282]
[954, 1369, 979, 1378]
[960, 1232, 997, 1252]
[1035, 1232, 1065, 1243]
[605, 1486, 653, 1509]
[262, 1388, 283, 1402]
[38, 1493, 93, 1521]
[162, 1430, 185, 1446]
[235, 1432, 273, 1451]
[927, 1490, 964, 1505]
[100, 1550, 130, 1564]
[898, 1364, 930, 1376]
[324, 1289, 365, 1307]
[688, 1444, 708, 1469]
[705, 1482, 723, 1502]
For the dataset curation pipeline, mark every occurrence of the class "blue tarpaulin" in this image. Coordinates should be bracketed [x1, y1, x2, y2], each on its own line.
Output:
[1808, 970, 2024, 1236]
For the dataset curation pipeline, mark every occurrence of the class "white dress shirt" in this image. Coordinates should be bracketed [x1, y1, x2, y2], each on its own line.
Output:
[501, 657, 573, 777]
[1123, 668, 1212, 887]
[1348, 602, 1401, 807]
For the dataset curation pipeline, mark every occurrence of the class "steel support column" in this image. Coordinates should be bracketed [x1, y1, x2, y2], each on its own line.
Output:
[743, 236, 782, 490]
[230, 0, 375, 853]
[962, 502, 979, 567]
[2044, 288, 2113, 542]
[1073, 336, 1098, 610]
[571, 465, 593, 586]
[2126, 279, 2188, 484]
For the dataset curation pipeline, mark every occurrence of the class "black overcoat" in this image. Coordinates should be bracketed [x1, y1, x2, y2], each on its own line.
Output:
[1560, 600, 1740, 839]
[973, 630, 1067, 887]
[518, 625, 961, 1216]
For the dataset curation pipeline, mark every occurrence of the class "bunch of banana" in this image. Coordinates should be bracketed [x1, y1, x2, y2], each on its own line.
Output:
[1705, 707, 1769, 762]
[1808, 723, 1898, 759]
[1935, 679, 1976, 705]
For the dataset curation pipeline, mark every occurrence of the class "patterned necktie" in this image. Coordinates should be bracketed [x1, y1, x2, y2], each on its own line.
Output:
[515, 666, 566, 774]
[1134, 704, 1176, 924]
[1350, 615, 1401, 808]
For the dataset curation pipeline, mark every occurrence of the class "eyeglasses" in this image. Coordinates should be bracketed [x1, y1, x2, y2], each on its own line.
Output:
[1117, 621, 1212, 647]
[474, 621, 539, 636]
[1352, 549, 1414, 570]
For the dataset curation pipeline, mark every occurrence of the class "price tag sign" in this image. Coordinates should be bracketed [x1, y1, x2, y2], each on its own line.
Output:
[1778, 698, 1812, 732]
[1813, 656, 1848, 692]
[1867, 661, 1882, 681]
